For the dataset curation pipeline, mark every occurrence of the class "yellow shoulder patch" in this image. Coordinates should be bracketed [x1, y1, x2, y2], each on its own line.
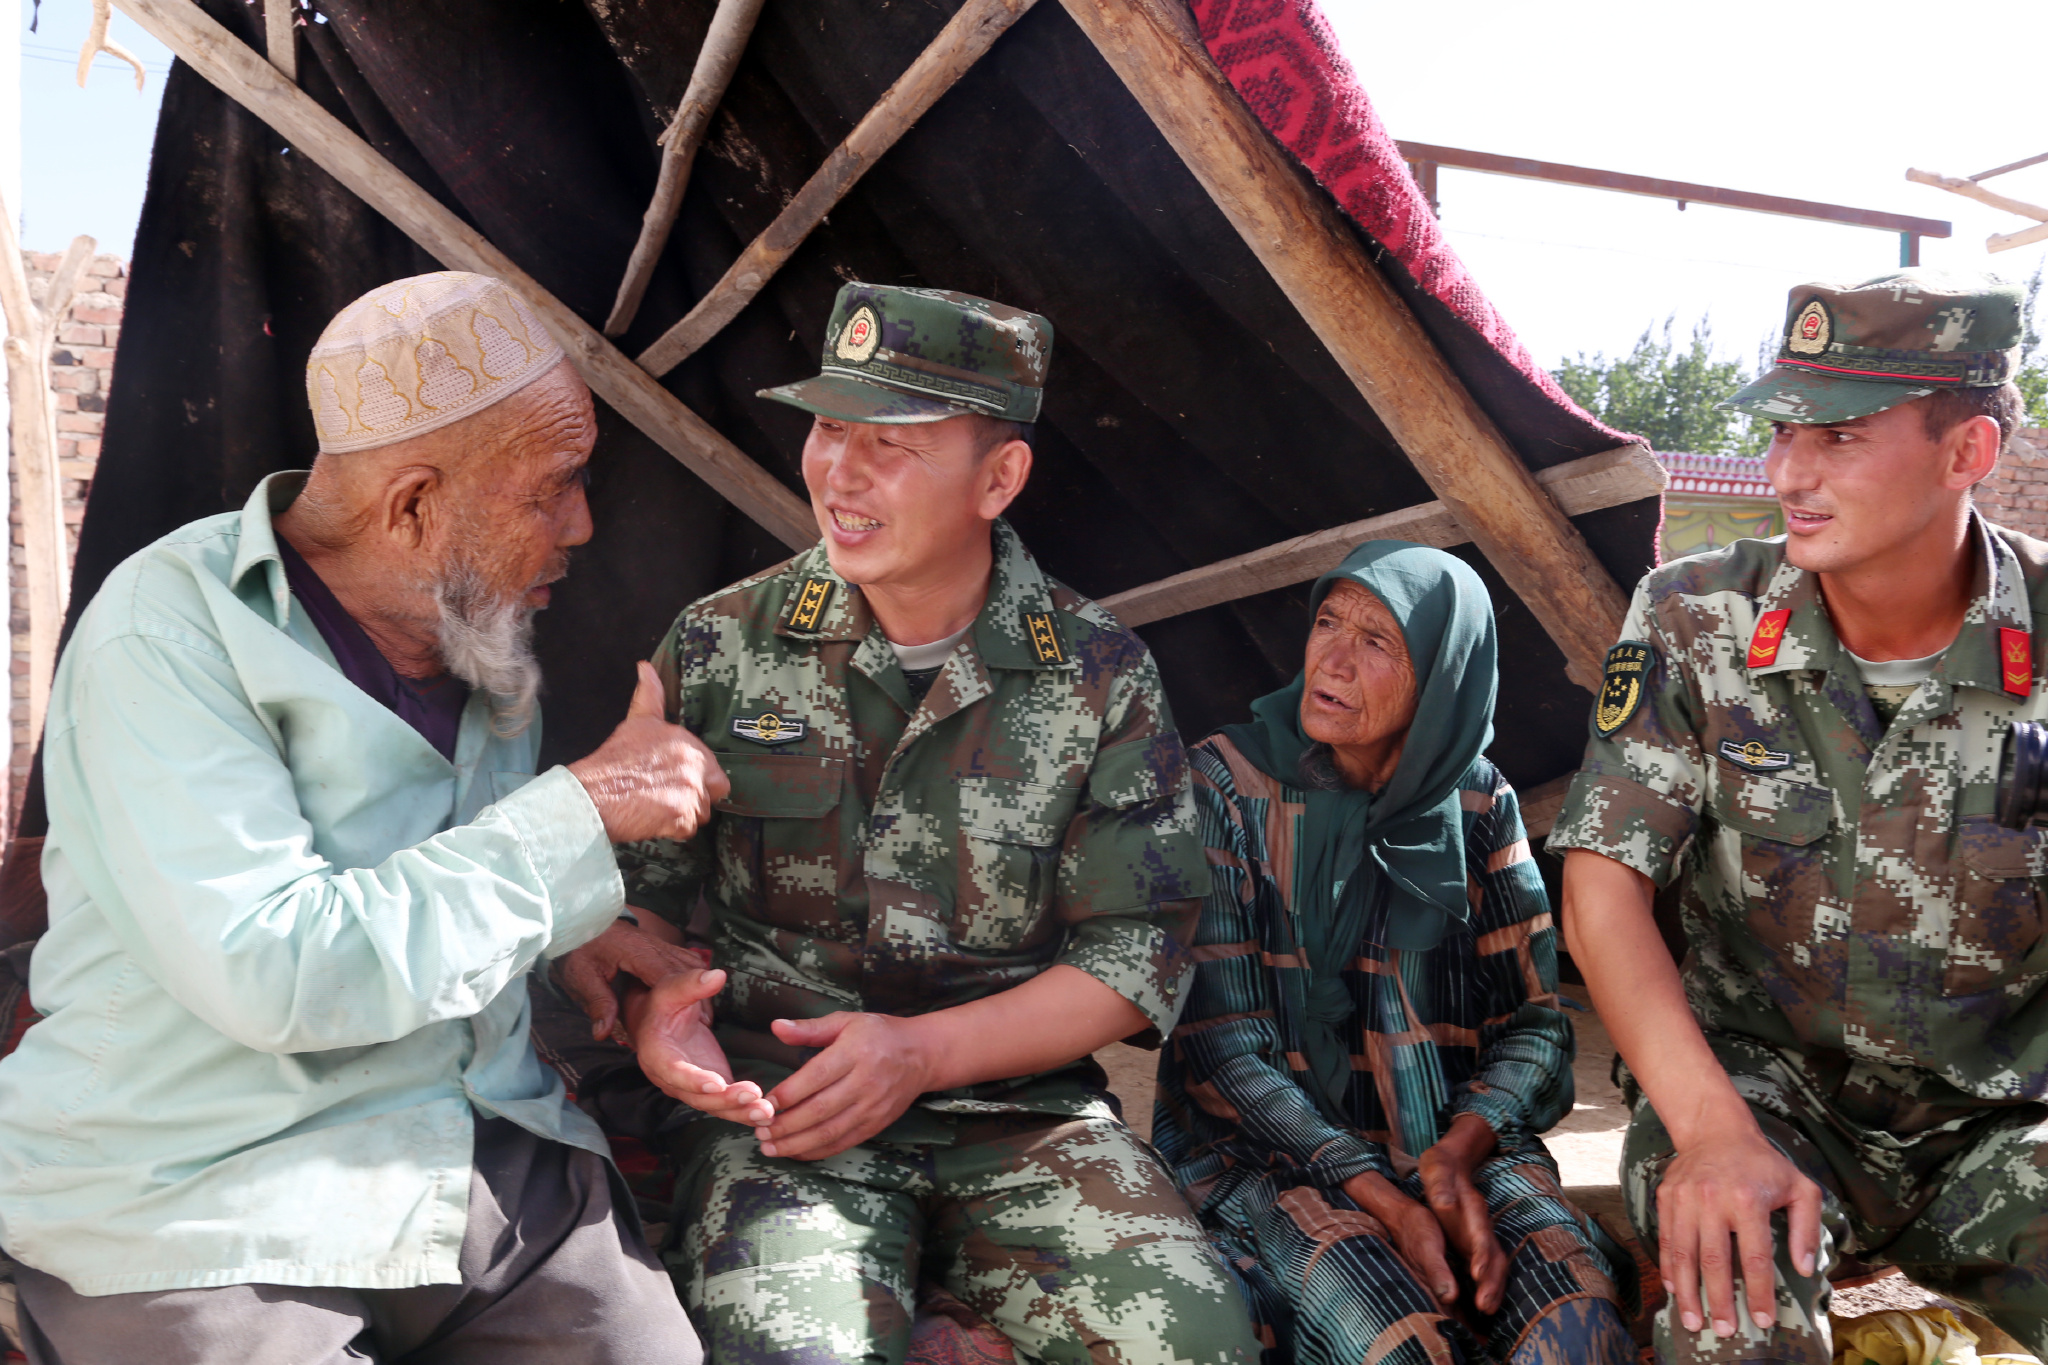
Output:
[1593, 641, 1653, 737]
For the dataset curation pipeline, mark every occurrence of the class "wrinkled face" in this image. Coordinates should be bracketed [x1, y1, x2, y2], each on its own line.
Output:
[801, 413, 1024, 588]
[438, 360, 596, 608]
[1300, 579, 1417, 762]
[1764, 400, 1981, 575]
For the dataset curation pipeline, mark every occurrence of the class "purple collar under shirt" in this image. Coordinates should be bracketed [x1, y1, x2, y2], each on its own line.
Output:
[276, 536, 470, 761]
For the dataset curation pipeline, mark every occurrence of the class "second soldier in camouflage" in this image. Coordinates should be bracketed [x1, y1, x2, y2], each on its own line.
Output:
[1553, 270, 2048, 1364]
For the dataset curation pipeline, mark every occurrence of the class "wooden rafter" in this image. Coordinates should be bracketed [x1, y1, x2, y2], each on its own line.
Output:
[0, 211, 95, 752]
[1101, 445, 1664, 628]
[263, 0, 296, 83]
[604, 0, 767, 337]
[1062, 0, 1633, 691]
[1907, 167, 2048, 255]
[636, 0, 1039, 377]
[112, 0, 818, 550]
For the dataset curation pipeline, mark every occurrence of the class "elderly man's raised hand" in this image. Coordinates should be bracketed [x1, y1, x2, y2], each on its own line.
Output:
[569, 662, 729, 844]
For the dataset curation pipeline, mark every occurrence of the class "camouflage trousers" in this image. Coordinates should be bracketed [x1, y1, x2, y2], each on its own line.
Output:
[1200, 1157, 1635, 1365]
[1622, 1038, 2048, 1364]
[664, 1110, 1260, 1365]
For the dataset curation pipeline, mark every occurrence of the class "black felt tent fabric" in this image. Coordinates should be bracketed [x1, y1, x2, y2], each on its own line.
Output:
[49, 0, 1657, 830]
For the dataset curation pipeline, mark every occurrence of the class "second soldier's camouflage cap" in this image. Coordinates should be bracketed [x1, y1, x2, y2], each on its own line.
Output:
[1726, 269, 2024, 425]
[758, 282, 1053, 425]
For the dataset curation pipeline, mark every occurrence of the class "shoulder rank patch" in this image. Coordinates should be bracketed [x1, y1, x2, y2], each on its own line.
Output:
[731, 710, 807, 746]
[1022, 610, 1066, 664]
[1747, 609, 1792, 669]
[785, 577, 835, 632]
[2001, 627, 2032, 698]
[1593, 641, 1652, 737]
[1718, 738, 1793, 773]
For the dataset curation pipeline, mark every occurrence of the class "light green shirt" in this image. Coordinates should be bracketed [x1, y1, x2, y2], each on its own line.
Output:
[0, 473, 624, 1296]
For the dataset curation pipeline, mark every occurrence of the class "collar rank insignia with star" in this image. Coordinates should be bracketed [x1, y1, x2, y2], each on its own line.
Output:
[785, 577, 835, 632]
[731, 710, 807, 746]
[1022, 610, 1066, 665]
[1718, 739, 1794, 773]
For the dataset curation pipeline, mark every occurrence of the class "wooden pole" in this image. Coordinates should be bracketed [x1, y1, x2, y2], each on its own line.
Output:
[0, 209, 95, 760]
[637, 0, 1039, 378]
[1906, 168, 2048, 224]
[604, 0, 766, 338]
[1061, 0, 1631, 690]
[1990, 221, 2048, 254]
[112, 0, 819, 550]
[263, 0, 297, 84]
[1100, 444, 1663, 629]
[77, 0, 149, 91]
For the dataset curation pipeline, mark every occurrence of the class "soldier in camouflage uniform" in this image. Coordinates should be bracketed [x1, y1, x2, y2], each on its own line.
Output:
[610, 284, 1259, 1364]
[1550, 271, 2048, 1363]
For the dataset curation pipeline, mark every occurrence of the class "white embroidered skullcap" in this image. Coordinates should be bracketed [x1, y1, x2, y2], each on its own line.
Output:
[304, 271, 566, 454]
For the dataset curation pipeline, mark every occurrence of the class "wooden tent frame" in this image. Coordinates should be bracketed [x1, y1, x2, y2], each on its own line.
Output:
[104, 0, 1664, 695]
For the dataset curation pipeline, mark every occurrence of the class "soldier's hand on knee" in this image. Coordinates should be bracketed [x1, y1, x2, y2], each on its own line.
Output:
[568, 662, 731, 843]
[557, 919, 710, 1042]
[1417, 1116, 1508, 1316]
[627, 967, 774, 1128]
[756, 1012, 934, 1160]
[1341, 1172, 1459, 1308]
[1655, 1125, 1822, 1341]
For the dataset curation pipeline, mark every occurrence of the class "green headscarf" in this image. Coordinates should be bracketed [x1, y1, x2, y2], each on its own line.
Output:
[1222, 540, 1498, 1120]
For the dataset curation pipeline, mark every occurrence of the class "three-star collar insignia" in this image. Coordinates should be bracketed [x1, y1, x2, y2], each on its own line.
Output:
[1718, 739, 1794, 773]
[731, 710, 807, 746]
[1022, 610, 1066, 665]
[784, 577, 836, 633]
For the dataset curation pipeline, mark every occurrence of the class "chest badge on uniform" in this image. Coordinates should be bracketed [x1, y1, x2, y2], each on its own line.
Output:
[731, 711, 808, 746]
[1022, 610, 1066, 664]
[2000, 627, 2032, 698]
[1748, 609, 1792, 669]
[1718, 739, 1794, 773]
[785, 577, 836, 632]
[1594, 641, 1652, 737]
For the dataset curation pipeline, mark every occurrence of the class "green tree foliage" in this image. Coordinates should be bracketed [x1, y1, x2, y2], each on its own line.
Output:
[1553, 317, 1767, 456]
[2018, 261, 2048, 428]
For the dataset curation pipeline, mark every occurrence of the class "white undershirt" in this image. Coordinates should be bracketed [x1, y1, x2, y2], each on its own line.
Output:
[889, 623, 972, 672]
[1844, 646, 1947, 688]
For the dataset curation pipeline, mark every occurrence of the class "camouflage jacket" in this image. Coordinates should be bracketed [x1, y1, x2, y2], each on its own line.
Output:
[621, 520, 1205, 1123]
[1551, 514, 2048, 1126]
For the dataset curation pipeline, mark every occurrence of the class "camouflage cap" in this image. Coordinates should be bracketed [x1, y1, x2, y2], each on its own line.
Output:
[1726, 269, 2024, 425]
[758, 282, 1053, 425]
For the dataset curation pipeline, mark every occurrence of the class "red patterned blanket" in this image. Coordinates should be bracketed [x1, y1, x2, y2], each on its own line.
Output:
[1191, 0, 1612, 435]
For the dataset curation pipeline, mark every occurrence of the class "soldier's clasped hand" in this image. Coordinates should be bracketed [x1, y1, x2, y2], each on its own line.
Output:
[567, 662, 730, 843]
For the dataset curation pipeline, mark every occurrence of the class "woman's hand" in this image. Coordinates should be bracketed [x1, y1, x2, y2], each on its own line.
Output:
[626, 968, 775, 1128]
[1416, 1112, 1509, 1315]
[555, 918, 710, 1042]
[1342, 1171, 1460, 1307]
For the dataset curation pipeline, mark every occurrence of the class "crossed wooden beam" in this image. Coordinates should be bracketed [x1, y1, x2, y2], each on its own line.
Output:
[1907, 162, 2048, 254]
[108, 0, 1660, 691]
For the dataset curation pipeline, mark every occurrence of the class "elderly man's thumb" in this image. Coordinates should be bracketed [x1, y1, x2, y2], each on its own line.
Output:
[627, 661, 667, 719]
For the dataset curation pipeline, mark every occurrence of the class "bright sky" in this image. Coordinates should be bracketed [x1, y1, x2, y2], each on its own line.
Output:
[13, 0, 2048, 372]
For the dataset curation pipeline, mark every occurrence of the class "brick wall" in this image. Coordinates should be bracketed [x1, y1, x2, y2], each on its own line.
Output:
[1977, 428, 2048, 541]
[12, 251, 121, 817]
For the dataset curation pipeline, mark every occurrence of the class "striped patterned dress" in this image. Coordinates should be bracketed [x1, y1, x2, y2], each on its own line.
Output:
[1154, 733, 1634, 1365]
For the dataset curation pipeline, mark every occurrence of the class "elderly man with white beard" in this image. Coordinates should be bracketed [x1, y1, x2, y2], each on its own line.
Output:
[0, 273, 723, 1365]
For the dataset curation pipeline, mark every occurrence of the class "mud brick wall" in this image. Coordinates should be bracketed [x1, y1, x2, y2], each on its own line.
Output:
[1978, 428, 2048, 542]
[12, 251, 122, 820]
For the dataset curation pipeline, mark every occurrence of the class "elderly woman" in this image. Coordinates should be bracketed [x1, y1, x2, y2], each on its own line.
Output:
[1154, 541, 1636, 1365]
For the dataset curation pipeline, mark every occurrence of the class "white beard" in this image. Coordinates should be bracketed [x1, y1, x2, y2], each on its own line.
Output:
[433, 557, 543, 739]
